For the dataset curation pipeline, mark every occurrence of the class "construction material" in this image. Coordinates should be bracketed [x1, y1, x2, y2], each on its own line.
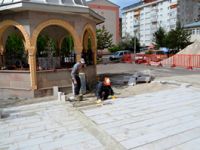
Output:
[128, 72, 153, 86]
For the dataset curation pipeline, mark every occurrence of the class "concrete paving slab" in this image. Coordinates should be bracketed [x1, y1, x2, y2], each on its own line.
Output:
[82, 87, 200, 150]
[0, 101, 105, 150]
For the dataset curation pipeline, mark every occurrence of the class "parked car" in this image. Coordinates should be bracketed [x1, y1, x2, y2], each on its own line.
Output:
[109, 50, 131, 61]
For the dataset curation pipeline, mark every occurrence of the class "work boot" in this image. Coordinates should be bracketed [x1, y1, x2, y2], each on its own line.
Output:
[78, 94, 83, 101]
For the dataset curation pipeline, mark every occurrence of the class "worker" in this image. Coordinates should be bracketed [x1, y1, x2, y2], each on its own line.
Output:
[71, 58, 85, 99]
[96, 76, 114, 103]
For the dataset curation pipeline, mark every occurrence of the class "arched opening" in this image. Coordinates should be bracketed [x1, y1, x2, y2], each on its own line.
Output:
[36, 25, 76, 70]
[1, 26, 28, 70]
[82, 24, 97, 65]
[60, 35, 76, 68]
[82, 30, 94, 65]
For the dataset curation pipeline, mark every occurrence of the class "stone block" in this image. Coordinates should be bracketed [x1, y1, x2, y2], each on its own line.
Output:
[53, 86, 59, 97]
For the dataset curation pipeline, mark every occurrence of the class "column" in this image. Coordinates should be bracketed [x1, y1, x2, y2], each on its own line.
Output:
[0, 37, 4, 67]
[92, 45, 97, 65]
[75, 46, 83, 62]
[28, 47, 37, 90]
[83, 32, 89, 51]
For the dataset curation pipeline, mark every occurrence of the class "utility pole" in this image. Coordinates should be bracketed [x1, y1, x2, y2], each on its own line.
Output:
[134, 29, 137, 63]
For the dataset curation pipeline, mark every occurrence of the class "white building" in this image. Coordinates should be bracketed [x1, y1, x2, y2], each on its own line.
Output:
[122, 0, 200, 46]
[184, 21, 200, 42]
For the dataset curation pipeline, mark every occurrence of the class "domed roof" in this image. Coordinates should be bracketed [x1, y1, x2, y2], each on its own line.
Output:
[0, 0, 86, 6]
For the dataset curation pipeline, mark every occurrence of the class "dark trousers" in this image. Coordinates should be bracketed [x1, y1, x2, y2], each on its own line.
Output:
[73, 75, 81, 95]
[96, 82, 114, 100]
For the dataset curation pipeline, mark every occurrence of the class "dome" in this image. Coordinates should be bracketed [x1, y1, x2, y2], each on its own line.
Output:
[0, 0, 87, 6]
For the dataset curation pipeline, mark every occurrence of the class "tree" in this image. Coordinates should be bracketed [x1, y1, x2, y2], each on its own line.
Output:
[61, 36, 74, 56]
[96, 26, 113, 50]
[37, 35, 58, 57]
[166, 22, 191, 50]
[37, 35, 48, 57]
[153, 27, 166, 48]
[5, 33, 26, 66]
[119, 33, 140, 53]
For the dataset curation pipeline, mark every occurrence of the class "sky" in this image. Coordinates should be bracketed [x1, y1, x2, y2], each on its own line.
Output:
[108, 0, 139, 8]
[86, 0, 140, 9]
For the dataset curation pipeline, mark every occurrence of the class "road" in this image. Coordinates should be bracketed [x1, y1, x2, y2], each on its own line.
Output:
[97, 63, 200, 87]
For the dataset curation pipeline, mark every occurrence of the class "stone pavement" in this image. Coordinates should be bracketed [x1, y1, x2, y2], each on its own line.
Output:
[157, 74, 200, 88]
[82, 86, 200, 150]
[0, 101, 105, 150]
[1, 86, 200, 150]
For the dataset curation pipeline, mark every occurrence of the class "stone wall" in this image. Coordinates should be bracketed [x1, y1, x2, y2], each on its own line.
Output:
[0, 71, 33, 99]
[37, 65, 97, 92]
[37, 69, 72, 89]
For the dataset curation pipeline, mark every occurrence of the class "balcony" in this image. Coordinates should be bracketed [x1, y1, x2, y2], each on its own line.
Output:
[134, 11, 140, 17]
[151, 18, 157, 23]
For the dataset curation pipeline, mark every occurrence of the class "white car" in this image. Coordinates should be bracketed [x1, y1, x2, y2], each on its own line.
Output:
[109, 50, 131, 61]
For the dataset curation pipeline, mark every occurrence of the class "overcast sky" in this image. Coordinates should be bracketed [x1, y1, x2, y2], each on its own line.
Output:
[86, 0, 140, 9]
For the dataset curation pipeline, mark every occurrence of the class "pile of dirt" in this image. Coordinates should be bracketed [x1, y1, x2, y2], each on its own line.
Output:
[161, 41, 200, 66]
[178, 41, 200, 54]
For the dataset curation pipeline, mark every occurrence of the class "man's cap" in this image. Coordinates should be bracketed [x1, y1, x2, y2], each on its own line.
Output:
[80, 58, 85, 64]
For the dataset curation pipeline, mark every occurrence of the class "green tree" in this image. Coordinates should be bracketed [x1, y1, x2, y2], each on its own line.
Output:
[5, 33, 25, 65]
[37, 35, 48, 57]
[96, 26, 113, 50]
[165, 22, 191, 50]
[61, 36, 74, 56]
[153, 27, 166, 48]
[108, 44, 121, 53]
[119, 33, 140, 53]
[37, 35, 58, 57]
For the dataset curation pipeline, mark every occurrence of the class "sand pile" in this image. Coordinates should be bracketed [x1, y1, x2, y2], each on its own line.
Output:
[178, 41, 200, 54]
[161, 41, 200, 67]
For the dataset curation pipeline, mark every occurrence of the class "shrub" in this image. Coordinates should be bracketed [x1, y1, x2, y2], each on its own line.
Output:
[108, 45, 121, 53]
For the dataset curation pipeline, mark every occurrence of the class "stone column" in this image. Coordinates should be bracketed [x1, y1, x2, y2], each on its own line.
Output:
[28, 47, 37, 90]
[92, 45, 97, 65]
[0, 37, 4, 67]
[83, 32, 89, 51]
[75, 46, 83, 62]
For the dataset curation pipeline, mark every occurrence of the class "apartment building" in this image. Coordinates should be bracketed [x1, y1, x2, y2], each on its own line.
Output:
[87, 0, 120, 44]
[122, 0, 200, 46]
[184, 21, 200, 42]
[178, 0, 200, 25]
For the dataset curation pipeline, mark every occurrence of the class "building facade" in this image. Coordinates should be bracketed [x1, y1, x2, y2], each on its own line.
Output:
[0, 0, 104, 99]
[87, 0, 120, 44]
[122, 0, 200, 46]
[184, 21, 200, 42]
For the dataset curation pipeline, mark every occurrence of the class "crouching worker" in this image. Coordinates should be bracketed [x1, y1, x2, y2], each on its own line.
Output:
[96, 76, 114, 103]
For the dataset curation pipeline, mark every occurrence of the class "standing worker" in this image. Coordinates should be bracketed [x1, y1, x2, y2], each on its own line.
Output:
[71, 58, 85, 100]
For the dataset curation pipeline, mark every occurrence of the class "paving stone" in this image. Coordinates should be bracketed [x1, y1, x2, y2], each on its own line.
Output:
[0, 101, 105, 150]
[82, 87, 200, 150]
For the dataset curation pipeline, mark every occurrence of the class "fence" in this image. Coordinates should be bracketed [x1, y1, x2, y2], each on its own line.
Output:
[161, 54, 200, 69]
[134, 54, 200, 69]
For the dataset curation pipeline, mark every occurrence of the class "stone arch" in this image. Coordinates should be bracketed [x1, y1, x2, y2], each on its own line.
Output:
[81, 23, 97, 64]
[0, 20, 31, 53]
[31, 19, 82, 55]
[82, 23, 97, 50]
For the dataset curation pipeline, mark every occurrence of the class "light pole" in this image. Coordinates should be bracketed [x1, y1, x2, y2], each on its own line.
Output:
[134, 29, 137, 63]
